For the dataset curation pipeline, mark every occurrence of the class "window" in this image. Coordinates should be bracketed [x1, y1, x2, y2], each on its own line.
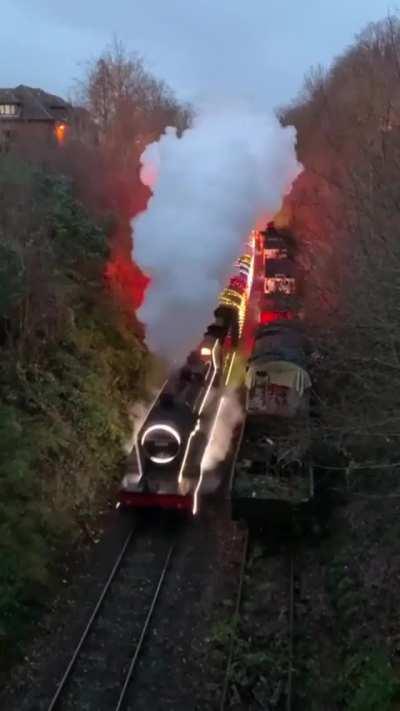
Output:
[0, 104, 18, 117]
[264, 277, 296, 295]
[264, 248, 288, 260]
[54, 121, 67, 145]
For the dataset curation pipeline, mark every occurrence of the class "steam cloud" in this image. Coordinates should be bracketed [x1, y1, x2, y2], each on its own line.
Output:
[201, 388, 244, 473]
[132, 104, 301, 362]
[123, 394, 159, 454]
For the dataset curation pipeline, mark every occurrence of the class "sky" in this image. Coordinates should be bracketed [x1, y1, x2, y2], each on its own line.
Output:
[1, 0, 391, 108]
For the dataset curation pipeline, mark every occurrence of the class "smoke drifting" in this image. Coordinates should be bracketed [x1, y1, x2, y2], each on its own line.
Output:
[123, 401, 149, 455]
[201, 389, 244, 472]
[132, 105, 301, 361]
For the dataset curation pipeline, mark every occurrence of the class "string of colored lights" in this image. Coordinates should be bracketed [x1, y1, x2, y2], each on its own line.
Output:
[217, 243, 255, 338]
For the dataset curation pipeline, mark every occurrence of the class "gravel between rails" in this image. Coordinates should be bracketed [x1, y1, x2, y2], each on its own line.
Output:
[293, 545, 341, 710]
[0, 514, 179, 711]
[120, 509, 244, 711]
[0, 510, 135, 711]
[218, 543, 297, 711]
[1, 504, 245, 711]
[48, 527, 176, 711]
[216, 537, 343, 711]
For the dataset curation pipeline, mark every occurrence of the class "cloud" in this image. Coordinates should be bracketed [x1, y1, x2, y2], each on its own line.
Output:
[3, 0, 389, 104]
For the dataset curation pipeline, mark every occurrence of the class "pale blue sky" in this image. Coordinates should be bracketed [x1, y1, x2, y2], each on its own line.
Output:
[1, 0, 391, 107]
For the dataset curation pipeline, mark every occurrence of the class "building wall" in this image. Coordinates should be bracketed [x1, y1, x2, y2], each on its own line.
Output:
[0, 120, 63, 157]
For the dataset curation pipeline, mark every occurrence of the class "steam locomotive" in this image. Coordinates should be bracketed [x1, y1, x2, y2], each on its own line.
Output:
[117, 246, 255, 514]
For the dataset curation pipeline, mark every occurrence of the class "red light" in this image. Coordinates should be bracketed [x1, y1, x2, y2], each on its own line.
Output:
[259, 310, 293, 324]
[229, 276, 246, 292]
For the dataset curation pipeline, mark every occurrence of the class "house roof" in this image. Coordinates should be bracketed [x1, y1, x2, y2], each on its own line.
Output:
[0, 89, 20, 103]
[0, 85, 71, 121]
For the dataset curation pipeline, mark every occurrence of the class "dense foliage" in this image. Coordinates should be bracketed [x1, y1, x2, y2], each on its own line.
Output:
[279, 16, 400, 461]
[277, 16, 400, 705]
[0, 157, 149, 663]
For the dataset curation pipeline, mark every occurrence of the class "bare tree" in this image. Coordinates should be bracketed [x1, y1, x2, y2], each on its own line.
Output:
[76, 39, 191, 169]
[280, 15, 400, 467]
[72, 40, 193, 315]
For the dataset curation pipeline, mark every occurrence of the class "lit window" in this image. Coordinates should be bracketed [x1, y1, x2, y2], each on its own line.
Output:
[264, 248, 288, 260]
[0, 104, 18, 117]
[54, 122, 67, 145]
[264, 277, 296, 295]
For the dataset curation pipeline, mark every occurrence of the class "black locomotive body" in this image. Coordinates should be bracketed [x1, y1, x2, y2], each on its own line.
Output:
[118, 336, 224, 512]
[117, 246, 254, 514]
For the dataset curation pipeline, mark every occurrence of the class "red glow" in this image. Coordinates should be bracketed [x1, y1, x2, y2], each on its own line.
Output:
[229, 276, 247, 292]
[105, 255, 150, 309]
[103, 172, 152, 315]
[259, 310, 294, 324]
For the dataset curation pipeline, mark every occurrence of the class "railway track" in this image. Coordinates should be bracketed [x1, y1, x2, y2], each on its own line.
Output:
[219, 528, 249, 711]
[45, 524, 176, 711]
[286, 550, 296, 711]
[220, 539, 298, 711]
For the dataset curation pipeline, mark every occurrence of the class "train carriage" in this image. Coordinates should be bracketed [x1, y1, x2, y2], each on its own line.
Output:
[230, 320, 314, 531]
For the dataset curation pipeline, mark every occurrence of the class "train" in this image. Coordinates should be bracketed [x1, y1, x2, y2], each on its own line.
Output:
[258, 222, 302, 325]
[230, 318, 315, 531]
[117, 221, 314, 526]
[229, 225, 316, 531]
[118, 336, 221, 513]
[117, 244, 255, 514]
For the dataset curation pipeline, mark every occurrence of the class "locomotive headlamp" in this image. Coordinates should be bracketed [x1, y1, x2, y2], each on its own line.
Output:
[200, 346, 212, 357]
[141, 424, 182, 464]
[141, 424, 181, 445]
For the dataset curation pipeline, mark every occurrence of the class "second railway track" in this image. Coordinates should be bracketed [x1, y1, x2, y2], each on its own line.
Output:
[46, 523, 177, 711]
[220, 538, 299, 711]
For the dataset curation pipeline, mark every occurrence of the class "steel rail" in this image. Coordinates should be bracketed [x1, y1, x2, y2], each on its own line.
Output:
[114, 543, 175, 711]
[219, 529, 249, 711]
[47, 526, 136, 711]
[286, 552, 295, 711]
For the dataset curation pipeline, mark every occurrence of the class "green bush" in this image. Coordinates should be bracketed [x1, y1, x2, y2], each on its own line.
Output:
[0, 160, 149, 666]
[0, 243, 25, 316]
[346, 651, 399, 711]
[0, 406, 51, 646]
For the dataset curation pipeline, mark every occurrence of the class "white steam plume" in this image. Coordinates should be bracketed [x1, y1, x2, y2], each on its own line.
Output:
[123, 395, 158, 455]
[132, 104, 301, 362]
[201, 388, 244, 473]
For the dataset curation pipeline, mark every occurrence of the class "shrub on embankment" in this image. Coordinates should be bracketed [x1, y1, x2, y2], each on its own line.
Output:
[0, 156, 149, 664]
[276, 14, 400, 704]
[279, 14, 400, 464]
